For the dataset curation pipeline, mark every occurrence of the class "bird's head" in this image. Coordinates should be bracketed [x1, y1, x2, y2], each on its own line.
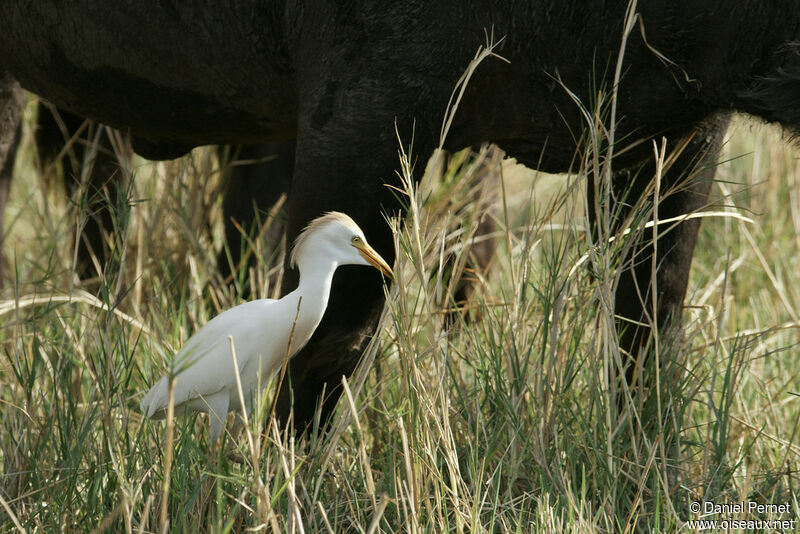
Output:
[290, 212, 393, 279]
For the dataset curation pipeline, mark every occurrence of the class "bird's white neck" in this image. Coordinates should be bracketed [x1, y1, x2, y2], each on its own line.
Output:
[282, 257, 339, 355]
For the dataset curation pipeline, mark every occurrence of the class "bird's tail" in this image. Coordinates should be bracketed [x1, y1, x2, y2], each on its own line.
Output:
[139, 376, 169, 419]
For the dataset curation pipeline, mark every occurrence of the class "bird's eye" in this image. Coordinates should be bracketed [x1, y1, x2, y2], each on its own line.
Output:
[351, 235, 361, 244]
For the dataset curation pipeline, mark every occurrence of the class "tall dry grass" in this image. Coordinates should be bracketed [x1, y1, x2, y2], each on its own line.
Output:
[1, 40, 799, 534]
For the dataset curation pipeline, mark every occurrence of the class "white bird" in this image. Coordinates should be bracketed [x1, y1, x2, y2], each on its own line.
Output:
[140, 212, 392, 442]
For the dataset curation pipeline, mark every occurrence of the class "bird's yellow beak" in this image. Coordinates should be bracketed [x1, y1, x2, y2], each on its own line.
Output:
[354, 242, 393, 279]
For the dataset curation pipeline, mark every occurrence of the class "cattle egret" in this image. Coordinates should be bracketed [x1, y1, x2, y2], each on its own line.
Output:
[140, 212, 392, 442]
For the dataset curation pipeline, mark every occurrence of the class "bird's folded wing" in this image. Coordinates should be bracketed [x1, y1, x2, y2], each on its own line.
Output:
[142, 299, 280, 416]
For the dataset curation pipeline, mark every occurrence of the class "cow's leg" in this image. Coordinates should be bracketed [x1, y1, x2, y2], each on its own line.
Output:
[447, 211, 496, 323]
[36, 104, 125, 281]
[589, 115, 730, 391]
[273, 153, 400, 435]
[0, 73, 25, 282]
[273, 101, 437, 433]
[445, 161, 498, 326]
[219, 141, 294, 289]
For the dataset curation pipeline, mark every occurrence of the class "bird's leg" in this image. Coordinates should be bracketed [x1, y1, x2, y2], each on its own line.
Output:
[224, 413, 250, 464]
[204, 390, 231, 445]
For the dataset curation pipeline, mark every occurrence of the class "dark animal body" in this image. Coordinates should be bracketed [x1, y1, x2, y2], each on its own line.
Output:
[1, 2, 799, 431]
[28, 103, 293, 284]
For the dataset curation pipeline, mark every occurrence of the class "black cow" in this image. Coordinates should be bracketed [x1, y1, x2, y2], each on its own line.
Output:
[1, 1, 798, 432]
[10, 103, 292, 285]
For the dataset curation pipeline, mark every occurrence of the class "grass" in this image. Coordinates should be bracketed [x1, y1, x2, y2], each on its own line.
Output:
[2, 79, 800, 533]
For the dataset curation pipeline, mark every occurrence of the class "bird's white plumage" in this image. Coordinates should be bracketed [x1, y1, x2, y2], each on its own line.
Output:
[140, 212, 392, 442]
